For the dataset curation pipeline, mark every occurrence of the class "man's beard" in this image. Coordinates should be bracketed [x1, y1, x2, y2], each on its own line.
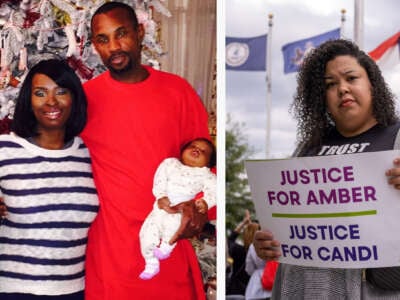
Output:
[108, 58, 133, 74]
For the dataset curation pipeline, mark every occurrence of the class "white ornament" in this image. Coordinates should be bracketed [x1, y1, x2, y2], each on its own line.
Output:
[65, 24, 78, 57]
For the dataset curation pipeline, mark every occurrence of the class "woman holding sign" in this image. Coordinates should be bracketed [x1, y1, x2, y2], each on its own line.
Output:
[253, 39, 400, 299]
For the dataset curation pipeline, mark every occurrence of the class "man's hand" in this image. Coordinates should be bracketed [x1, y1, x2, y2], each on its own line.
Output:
[0, 197, 7, 218]
[168, 199, 208, 244]
[194, 198, 208, 214]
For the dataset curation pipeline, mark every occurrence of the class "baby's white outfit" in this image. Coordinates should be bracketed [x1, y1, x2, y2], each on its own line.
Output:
[139, 158, 216, 279]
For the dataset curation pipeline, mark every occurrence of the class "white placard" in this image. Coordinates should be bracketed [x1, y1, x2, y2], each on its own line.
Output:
[245, 150, 400, 268]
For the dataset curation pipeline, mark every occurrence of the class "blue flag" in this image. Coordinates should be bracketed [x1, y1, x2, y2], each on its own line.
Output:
[282, 28, 340, 74]
[226, 34, 267, 71]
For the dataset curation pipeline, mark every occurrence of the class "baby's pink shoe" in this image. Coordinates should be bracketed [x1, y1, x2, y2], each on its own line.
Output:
[154, 246, 171, 260]
[139, 264, 160, 280]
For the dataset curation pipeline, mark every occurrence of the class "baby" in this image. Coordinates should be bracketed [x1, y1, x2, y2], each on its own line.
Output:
[139, 137, 217, 280]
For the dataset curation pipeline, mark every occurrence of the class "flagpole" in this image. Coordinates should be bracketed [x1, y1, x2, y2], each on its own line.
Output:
[266, 13, 273, 158]
[340, 9, 346, 38]
[354, 0, 364, 49]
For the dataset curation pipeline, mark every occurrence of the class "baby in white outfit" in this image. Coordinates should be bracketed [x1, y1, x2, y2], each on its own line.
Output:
[139, 138, 216, 280]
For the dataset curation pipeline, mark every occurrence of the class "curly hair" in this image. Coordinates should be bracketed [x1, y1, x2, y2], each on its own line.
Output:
[291, 39, 397, 152]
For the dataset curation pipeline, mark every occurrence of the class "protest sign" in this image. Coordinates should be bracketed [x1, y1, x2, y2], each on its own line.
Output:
[245, 150, 400, 268]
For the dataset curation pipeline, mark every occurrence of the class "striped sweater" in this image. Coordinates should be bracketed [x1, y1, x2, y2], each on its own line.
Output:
[0, 133, 98, 295]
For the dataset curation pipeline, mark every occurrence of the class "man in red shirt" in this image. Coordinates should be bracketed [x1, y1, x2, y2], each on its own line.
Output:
[80, 2, 212, 299]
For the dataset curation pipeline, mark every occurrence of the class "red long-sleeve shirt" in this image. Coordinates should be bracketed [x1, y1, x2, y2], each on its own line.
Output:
[81, 66, 210, 300]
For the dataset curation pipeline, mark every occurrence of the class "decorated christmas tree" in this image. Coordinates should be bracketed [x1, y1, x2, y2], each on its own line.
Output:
[0, 0, 170, 130]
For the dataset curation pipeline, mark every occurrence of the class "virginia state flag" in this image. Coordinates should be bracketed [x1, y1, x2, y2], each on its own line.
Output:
[226, 34, 267, 71]
[369, 31, 400, 69]
[282, 28, 340, 74]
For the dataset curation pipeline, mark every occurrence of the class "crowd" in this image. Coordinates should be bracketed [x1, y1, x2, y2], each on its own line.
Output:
[226, 210, 278, 300]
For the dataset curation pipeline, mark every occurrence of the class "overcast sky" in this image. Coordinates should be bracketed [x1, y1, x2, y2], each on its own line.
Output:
[226, 0, 400, 159]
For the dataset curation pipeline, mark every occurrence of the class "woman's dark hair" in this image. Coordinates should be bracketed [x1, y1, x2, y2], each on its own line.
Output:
[91, 1, 139, 31]
[291, 39, 397, 152]
[180, 137, 217, 168]
[11, 59, 87, 142]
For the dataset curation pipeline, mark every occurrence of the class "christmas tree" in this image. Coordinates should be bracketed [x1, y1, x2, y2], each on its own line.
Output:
[0, 0, 170, 131]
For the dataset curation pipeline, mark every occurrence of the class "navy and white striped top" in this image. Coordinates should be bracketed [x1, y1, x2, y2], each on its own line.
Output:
[0, 133, 99, 295]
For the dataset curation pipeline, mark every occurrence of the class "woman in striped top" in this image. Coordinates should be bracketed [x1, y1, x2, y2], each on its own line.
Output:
[0, 59, 98, 300]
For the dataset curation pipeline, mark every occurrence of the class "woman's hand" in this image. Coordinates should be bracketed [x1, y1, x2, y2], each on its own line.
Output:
[386, 158, 400, 189]
[253, 230, 281, 261]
